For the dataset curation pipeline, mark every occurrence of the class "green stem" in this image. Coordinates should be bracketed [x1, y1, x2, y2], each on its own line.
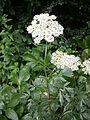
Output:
[44, 41, 47, 61]
[44, 42, 53, 113]
[48, 67, 56, 78]
[44, 42, 48, 77]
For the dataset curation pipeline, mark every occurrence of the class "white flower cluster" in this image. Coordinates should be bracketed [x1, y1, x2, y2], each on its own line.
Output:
[26, 13, 64, 44]
[81, 59, 90, 75]
[51, 50, 81, 71]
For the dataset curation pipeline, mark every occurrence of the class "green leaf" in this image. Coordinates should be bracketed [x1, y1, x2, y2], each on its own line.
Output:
[18, 63, 30, 86]
[88, 21, 90, 28]
[21, 113, 32, 120]
[5, 108, 18, 120]
[84, 35, 90, 48]
[23, 53, 35, 62]
[50, 99, 59, 112]
[0, 101, 4, 110]
[1, 85, 17, 99]
[82, 49, 90, 58]
[23, 51, 43, 68]
[59, 91, 64, 106]
[23, 53, 37, 67]
[33, 76, 47, 88]
[61, 67, 73, 78]
[49, 75, 66, 96]
[61, 112, 73, 120]
[7, 93, 21, 108]
[83, 112, 90, 119]
[32, 65, 43, 71]
[86, 83, 90, 93]
[0, 115, 7, 120]
[16, 106, 24, 117]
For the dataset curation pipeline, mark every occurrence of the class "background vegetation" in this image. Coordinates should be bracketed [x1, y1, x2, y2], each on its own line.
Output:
[0, 0, 90, 120]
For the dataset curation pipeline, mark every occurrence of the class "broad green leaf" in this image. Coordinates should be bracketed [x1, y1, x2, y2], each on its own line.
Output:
[18, 63, 30, 85]
[1, 85, 17, 100]
[5, 108, 18, 120]
[23, 53, 36, 62]
[49, 75, 66, 95]
[7, 93, 21, 108]
[23, 53, 37, 67]
[61, 67, 73, 78]
[23, 52, 43, 68]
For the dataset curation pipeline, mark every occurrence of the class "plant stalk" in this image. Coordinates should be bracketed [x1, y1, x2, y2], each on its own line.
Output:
[44, 41, 53, 113]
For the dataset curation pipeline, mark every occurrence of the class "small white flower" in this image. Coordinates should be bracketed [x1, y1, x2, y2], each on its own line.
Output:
[26, 25, 33, 33]
[32, 30, 38, 38]
[26, 13, 64, 44]
[45, 35, 54, 42]
[81, 59, 90, 75]
[50, 15, 57, 20]
[33, 15, 39, 20]
[34, 36, 43, 44]
[31, 20, 37, 25]
[51, 50, 81, 71]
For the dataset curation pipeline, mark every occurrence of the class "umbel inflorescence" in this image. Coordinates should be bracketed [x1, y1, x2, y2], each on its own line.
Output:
[27, 13, 64, 44]
[51, 50, 90, 75]
[51, 50, 81, 71]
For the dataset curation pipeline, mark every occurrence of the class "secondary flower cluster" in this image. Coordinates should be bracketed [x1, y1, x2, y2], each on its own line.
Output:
[27, 13, 64, 44]
[81, 59, 90, 75]
[51, 50, 81, 71]
[51, 50, 90, 75]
